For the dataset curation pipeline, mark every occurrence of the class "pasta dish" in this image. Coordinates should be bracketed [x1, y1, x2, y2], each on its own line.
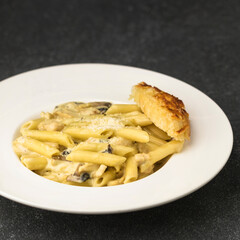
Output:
[12, 82, 190, 187]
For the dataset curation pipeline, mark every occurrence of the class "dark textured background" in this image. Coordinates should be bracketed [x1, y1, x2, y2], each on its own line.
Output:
[0, 0, 239, 239]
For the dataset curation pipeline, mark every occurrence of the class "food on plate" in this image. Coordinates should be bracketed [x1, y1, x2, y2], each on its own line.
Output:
[12, 82, 190, 187]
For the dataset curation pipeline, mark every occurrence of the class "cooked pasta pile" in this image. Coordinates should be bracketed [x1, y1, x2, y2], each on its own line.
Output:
[13, 101, 184, 187]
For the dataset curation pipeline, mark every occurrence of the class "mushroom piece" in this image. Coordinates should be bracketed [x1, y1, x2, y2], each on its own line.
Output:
[52, 149, 71, 161]
[53, 101, 112, 117]
[62, 149, 71, 156]
[67, 172, 90, 183]
[102, 144, 113, 154]
[89, 102, 112, 114]
[89, 102, 112, 108]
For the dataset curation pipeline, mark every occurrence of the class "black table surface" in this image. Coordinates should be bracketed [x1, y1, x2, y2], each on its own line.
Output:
[0, 0, 239, 239]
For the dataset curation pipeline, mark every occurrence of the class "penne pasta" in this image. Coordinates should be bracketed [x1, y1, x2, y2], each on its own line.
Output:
[13, 90, 189, 187]
[144, 124, 171, 140]
[74, 142, 135, 157]
[66, 150, 126, 166]
[93, 168, 116, 187]
[149, 135, 166, 146]
[106, 104, 141, 114]
[63, 127, 113, 140]
[74, 142, 108, 152]
[124, 157, 138, 184]
[94, 164, 107, 177]
[115, 128, 149, 143]
[107, 176, 125, 186]
[16, 136, 60, 157]
[140, 140, 184, 173]
[21, 129, 74, 148]
[112, 145, 136, 156]
[146, 142, 159, 151]
[125, 114, 152, 126]
[21, 155, 48, 170]
[20, 118, 43, 132]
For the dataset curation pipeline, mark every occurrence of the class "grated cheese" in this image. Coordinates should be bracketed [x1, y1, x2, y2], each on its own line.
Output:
[84, 116, 124, 131]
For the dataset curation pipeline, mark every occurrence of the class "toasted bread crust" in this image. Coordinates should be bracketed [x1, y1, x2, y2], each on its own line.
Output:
[131, 82, 190, 141]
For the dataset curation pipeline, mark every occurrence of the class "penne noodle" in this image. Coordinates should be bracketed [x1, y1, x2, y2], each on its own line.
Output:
[12, 140, 30, 157]
[94, 164, 107, 177]
[124, 156, 138, 184]
[66, 150, 126, 166]
[149, 135, 166, 146]
[146, 142, 159, 151]
[16, 136, 60, 157]
[63, 127, 113, 140]
[113, 164, 122, 172]
[21, 129, 74, 148]
[74, 142, 135, 157]
[144, 124, 171, 140]
[106, 104, 141, 114]
[93, 168, 116, 187]
[107, 176, 125, 186]
[20, 118, 43, 132]
[112, 145, 136, 156]
[110, 111, 152, 126]
[125, 114, 152, 126]
[140, 140, 184, 173]
[143, 127, 167, 145]
[74, 142, 108, 152]
[115, 128, 149, 143]
[21, 155, 48, 171]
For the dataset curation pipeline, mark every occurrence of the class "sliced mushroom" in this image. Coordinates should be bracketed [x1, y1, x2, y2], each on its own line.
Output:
[62, 149, 71, 156]
[52, 149, 71, 161]
[52, 155, 67, 161]
[53, 101, 112, 117]
[67, 172, 90, 183]
[89, 102, 112, 108]
[89, 102, 112, 114]
[102, 144, 113, 154]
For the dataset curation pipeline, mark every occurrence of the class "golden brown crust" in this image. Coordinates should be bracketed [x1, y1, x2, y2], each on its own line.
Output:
[130, 82, 190, 141]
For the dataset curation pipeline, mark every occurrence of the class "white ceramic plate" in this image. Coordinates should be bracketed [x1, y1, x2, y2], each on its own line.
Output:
[0, 64, 233, 214]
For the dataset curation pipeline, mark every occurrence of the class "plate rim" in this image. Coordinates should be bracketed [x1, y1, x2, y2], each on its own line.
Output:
[0, 63, 234, 214]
